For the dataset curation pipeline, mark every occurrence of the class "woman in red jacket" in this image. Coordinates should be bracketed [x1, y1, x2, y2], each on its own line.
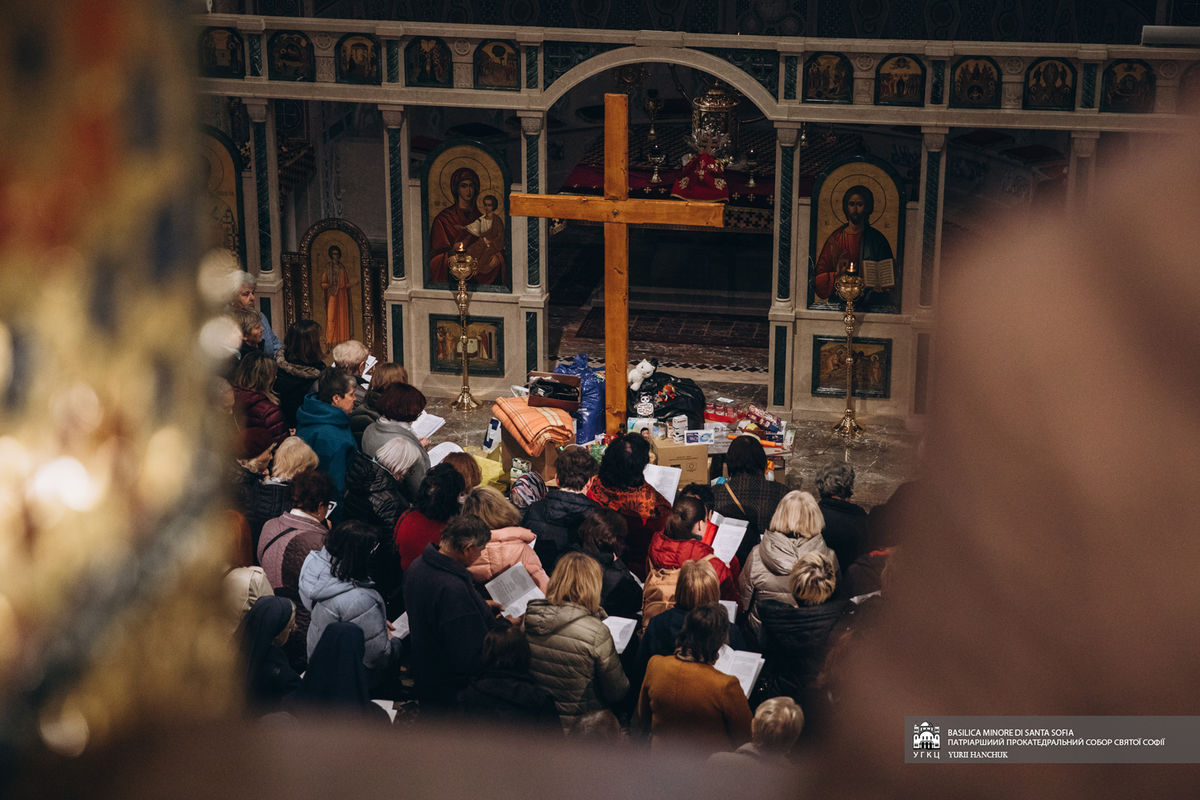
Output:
[232, 350, 290, 457]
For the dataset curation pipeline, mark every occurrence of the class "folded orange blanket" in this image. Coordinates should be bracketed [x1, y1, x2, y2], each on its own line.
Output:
[493, 396, 575, 457]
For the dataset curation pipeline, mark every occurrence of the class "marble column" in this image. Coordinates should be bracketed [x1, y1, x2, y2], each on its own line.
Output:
[244, 98, 282, 339]
[769, 124, 799, 413]
[1067, 131, 1099, 214]
[380, 104, 410, 365]
[518, 112, 548, 374]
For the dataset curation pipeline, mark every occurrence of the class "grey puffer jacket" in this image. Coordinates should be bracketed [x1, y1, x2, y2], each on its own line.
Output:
[298, 548, 400, 670]
[524, 600, 629, 725]
[738, 531, 840, 642]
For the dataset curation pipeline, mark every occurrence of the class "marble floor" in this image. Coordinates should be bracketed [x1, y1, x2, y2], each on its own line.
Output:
[428, 294, 920, 509]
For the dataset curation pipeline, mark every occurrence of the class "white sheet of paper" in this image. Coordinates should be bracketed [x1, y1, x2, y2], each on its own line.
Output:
[718, 600, 737, 624]
[602, 616, 638, 654]
[411, 410, 446, 440]
[710, 517, 749, 565]
[361, 355, 379, 383]
[713, 644, 765, 697]
[643, 463, 682, 505]
[484, 563, 544, 618]
[427, 441, 464, 466]
[372, 698, 398, 722]
[390, 612, 410, 639]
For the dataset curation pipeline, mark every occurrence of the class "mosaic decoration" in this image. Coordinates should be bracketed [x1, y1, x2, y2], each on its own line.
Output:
[252, 119, 272, 272]
[772, 325, 787, 406]
[526, 311, 539, 374]
[390, 303, 404, 364]
[784, 55, 798, 99]
[1101, 59, 1155, 113]
[811, 335, 892, 399]
[249, 34, 263, 77]
[803, 52, 853, 103]
[199, 27, 245, 78]
[268, 31, 314, 82]
[543, 41, 618, 86]
[281, 218, 386, 356]
[1023, 57, 1076, 110]
[475, 40, 520, 90]
[876, 54, 925, 106]
[809, 156, 905, 314]
[920, 149, 941, 307]
[776, 144, 794, 300]
[1080, 62, 1098, 108]
[405, 36, 452, 87]
[429, 314, 505, 376]
[701, 47, 779, 95]
[526, 132, 541, 286]
[386, 40, 400, 83]
[950, 56, 1001, 108]
[422, 139, 513, 293]
[388, 128, 405, 279]
[931, 59, 946, 103]
[200, 127, 246, 265]
[337, 33, 382, 85]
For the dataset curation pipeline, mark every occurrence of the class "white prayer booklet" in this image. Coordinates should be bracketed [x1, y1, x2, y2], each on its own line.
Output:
[484, 563, 544, 618]
[709, 512, 749, 566]
[390, 612, 410, 639]
[643, 463, 682, 505]
[713, 644, 765, 698]
[428, 441, 464, 466]
[602, 616, 638, 654]
[718, 599, 737, 624]
[411, 410, 446, 440]
[361, 354, 379, 383]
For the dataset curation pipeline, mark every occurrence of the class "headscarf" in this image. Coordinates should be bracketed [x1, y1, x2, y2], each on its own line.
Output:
[238, 596, 299, 708]
[295, 622, 372, 712]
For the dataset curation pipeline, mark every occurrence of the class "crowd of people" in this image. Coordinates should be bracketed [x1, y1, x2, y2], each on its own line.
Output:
[219, 271, 907, 765]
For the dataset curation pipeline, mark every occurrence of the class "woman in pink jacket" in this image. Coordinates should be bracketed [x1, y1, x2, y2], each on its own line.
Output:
[461, 486, 549, 592]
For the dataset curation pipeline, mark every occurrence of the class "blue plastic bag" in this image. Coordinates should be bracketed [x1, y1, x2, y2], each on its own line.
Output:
[555, 354, 605, 444]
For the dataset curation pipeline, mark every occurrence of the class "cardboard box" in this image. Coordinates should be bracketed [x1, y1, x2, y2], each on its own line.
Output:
[526, 371, 581, 413]
[500, 425, 560, 483]
[652, 439, 709, 487]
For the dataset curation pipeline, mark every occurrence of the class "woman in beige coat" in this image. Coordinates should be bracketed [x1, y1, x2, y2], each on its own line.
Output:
[525, 553, 629, 726]
[738, 490, 839, 644]
[462, 486, 550, 592]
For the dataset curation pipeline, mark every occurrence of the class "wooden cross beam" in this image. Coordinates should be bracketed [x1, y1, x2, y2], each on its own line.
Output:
[510, 93, 725, 435]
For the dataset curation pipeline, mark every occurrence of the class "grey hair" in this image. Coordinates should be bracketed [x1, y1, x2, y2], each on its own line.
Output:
[376, 436, 421, 481]
[815, 461, 855, 499]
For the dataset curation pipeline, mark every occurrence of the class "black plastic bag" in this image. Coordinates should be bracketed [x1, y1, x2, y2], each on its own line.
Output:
[628, 371, 706, 429]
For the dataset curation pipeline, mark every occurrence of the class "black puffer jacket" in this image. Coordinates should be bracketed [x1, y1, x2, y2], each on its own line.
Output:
[273, 354, 324, 428]
[457, 669, 562, 729]
[521, 489, 602, 574]
[343, 452, 408, 615]
[818, 496, 869, 573]
[756, 598, 848, 701]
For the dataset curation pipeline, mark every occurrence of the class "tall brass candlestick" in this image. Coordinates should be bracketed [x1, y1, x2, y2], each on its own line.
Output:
[448, 242, 480, 411]
[832, 261, 865, 439]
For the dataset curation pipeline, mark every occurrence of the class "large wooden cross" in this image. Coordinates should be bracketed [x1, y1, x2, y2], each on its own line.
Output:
[509, 93, 725, 435]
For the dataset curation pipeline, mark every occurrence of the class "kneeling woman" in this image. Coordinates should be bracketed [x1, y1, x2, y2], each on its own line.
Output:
[635, 604, 752, 754]
[525, 552, 629, 728]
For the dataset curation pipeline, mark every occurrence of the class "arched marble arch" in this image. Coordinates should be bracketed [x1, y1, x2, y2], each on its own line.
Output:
[540, 45, 781, 118]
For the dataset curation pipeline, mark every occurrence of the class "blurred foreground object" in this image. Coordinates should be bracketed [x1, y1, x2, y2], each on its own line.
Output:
[0, 0, 235, 770]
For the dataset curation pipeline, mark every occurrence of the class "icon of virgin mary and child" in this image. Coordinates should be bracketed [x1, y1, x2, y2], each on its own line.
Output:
[429, 167, 506, 285]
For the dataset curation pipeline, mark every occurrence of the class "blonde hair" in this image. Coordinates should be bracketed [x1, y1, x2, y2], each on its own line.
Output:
[371, 362, 408, 392]
[752, 697, 805, 752]
[789, 552, 837, 605]
[767, 490, 825, 539]
[546, 552, 602, 614]
[461, 486, 521, 529]
[332, 339, 368, 373]
[270, 436, 319, 480]
[674, 559, 720, 611]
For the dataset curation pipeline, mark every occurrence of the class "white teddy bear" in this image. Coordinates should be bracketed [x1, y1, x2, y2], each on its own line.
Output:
[627, 358, 657, 392]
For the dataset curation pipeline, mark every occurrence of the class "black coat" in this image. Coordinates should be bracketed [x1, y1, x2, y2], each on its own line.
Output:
[343, 452, 409, 615]
[818, 497, 869, 573]
[244, 480, 292, 553]
[713, 475, 788, 566]
[404, 543, 508, 709]
[457, 669, 561, 729]
[756, 598, 847, 701]
[273, 356, 324, 428]
[521, 489, 602, 574]
[578, 549, 643, 620]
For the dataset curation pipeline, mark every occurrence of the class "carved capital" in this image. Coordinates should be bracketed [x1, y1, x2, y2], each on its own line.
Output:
[852, 53, 877, 72]
[518, 113, 544, 136]
[379, 104, 405, 128]
[775, 124, 800, 148]
[1157, 60, 1181, 80]
[452, 39, 473, 57]
[243, 98, 268, 123]
[922, 126, 948, 152]
[1003, 56, 1025, 75]
[1071, 130, 1100, 158]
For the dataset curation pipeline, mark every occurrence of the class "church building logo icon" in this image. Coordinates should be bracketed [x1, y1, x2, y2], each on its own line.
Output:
[913, 721, 940, 750]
